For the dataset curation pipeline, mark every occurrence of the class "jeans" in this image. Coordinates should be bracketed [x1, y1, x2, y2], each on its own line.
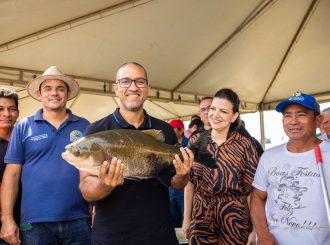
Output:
[20, 217, 91, 245]
[169, 188, 184, 228]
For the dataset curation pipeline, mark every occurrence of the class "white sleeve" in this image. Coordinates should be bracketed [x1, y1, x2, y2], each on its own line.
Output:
[252, 153, 269, 192]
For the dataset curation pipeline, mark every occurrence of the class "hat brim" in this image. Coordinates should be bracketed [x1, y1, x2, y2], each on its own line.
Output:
[275, 100, 315, 113]
[27, 75, 80, 101]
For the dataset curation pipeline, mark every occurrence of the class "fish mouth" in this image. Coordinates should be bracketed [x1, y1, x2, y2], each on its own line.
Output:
[61, 150, 100, 176]
[61, 151, 77, 166]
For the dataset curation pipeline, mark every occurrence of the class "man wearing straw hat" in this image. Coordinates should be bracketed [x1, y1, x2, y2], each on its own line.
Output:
[1, 66, 91, 245]
[251, 92, 330, 245]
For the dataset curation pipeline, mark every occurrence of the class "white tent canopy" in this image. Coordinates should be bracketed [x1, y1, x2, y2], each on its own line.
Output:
[1, 0, 329, 122]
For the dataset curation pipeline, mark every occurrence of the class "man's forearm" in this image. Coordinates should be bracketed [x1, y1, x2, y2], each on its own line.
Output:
[250, 189, 273, 239]
[79, 174, 114, 202]
[171, 174, 189, 190]
[183, 181, 194, 220]
[1, 169, 19, 222]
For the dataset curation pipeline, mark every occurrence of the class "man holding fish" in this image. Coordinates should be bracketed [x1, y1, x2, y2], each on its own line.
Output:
[77, 62, 194, 245]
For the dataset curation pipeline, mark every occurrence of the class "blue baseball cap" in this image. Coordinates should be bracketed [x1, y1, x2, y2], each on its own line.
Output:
[275, 91, 320, 114]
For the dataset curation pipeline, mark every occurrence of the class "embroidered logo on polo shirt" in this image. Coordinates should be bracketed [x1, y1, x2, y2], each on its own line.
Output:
[70, 130, 83, 142]
[30, 134, 48, 141]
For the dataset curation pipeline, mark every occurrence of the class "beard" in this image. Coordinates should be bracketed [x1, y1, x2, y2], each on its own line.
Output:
[121, 101, 144, 112]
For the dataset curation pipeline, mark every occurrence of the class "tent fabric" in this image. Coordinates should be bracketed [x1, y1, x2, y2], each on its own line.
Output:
[0, 0, 329, 122]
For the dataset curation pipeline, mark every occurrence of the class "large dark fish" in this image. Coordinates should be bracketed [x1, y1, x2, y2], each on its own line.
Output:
[61, 129, 215, 180]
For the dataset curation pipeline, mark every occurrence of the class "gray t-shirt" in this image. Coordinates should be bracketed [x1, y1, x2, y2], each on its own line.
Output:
[253, 141, 330, 245]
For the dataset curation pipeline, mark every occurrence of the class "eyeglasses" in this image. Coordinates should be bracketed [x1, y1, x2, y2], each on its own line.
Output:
[116, 78, 148, 88]
[200, 106, 210, 113]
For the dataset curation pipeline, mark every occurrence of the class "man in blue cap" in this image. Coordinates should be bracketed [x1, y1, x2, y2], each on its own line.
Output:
[250, 92, 330, 244]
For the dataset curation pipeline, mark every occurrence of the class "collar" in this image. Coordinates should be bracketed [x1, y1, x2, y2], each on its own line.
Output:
[321, 133, 330, 142]
[33, 109, 79, 122]
[112, 108, 152, 129]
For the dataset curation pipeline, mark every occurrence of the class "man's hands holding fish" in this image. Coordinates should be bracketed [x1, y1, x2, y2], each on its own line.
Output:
[98, 147, 194, 191]
[79, 158, 125, 202]
[171, 147, 194, 190]
[79, 147, 194, 201]
[99, 157, 125, 190]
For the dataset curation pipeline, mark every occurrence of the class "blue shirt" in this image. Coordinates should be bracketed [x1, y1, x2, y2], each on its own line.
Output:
[5, 109, 90, 223]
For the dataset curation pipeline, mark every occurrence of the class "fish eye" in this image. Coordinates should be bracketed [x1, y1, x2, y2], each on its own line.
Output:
[73, 148, 80, 157]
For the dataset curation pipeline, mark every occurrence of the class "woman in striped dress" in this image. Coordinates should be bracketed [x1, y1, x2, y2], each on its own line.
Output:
[183, 88, 259, 245]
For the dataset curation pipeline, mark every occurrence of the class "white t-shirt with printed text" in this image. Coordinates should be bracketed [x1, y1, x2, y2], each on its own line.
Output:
[253, 141, 330, 245]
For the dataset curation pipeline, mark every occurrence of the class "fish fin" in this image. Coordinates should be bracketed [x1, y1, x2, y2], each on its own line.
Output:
[188, 131, 217, 169]
[141, 129, 165, 142]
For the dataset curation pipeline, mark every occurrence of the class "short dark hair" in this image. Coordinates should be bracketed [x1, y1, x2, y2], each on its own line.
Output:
[213, 88, 240, 132]
[0, 87, 19, 108]
[190, 115, 201, 121]
[117, 62, 148, 80]
[199, 96, 213, 105]
[188, 118, 203, 129]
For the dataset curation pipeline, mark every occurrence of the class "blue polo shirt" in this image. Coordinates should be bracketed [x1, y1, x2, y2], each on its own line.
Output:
[85, 108, 179, 245]
[5, 109, 90, 223]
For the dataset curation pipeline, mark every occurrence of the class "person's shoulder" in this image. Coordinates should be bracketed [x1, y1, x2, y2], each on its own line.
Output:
[85, 114, 113, 135]
[15, 115, 34, 129]
[73, 114, 90, 124]
[150, 116, 172, 129]
[234, 131, 264, 154]
[149, 116, 177, 144]
[320, 133, 329, 141]
[263, 143, 286, 155]
[16, 116, 30, 125]
[233, 130, 250, 141]
[71, 115, 90, 128]
[149, 116, 175, 135]
[320, 140, 330, 152]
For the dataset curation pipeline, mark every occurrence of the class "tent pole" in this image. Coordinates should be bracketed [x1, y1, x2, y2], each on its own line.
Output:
[259, 109, 265, 149]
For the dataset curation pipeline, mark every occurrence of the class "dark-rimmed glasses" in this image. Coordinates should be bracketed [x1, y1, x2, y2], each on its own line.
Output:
[116, 78, 148, 88]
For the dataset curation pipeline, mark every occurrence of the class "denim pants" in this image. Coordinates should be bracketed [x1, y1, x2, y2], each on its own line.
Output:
[20, 217, 91, 245]
[169, 187, 184, 228]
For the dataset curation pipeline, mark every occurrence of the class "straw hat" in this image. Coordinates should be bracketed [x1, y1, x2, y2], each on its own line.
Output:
[27, 66, 80, 101]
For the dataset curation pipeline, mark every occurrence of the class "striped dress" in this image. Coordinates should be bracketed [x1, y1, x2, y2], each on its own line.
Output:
[188, 130, 259, 245]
